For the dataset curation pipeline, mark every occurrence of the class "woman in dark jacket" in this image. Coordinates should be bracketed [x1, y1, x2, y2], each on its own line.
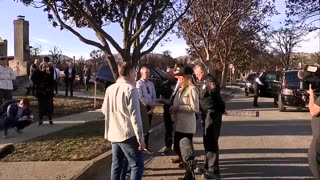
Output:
[32, 61, 55, 126]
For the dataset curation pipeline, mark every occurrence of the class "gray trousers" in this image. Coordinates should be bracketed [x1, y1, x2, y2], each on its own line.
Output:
[0, 89, 13, 106]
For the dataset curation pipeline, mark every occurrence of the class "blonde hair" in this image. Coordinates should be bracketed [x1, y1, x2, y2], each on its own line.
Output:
[181, 74, 196, 88]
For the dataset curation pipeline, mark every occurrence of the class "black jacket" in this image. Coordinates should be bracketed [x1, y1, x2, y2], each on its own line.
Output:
[32, 68, 55, 97]
[64, 67, 76, 82]
[199, 74, 225, 114]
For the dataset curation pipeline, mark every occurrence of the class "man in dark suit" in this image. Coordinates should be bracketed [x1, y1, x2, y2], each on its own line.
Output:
[64, 62, 76, 97]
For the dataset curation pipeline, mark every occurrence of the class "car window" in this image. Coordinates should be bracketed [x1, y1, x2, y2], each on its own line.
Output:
[247, 74, 256, 81]
[154, 69, 168, 80]
[150, 69, 160, 79]
[285, 71, 299, 82]
[264, 71, 281, 81]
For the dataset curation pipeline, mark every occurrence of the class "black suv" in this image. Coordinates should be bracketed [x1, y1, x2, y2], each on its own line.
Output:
[278, 70, 320, 112]
[244, 73, 256, 96]
[259, 71, 282, 101]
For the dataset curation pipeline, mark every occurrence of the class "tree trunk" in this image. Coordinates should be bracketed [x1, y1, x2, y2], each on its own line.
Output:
[205, 52, 214, 74]
[220, 63, 228, 89]
[104, 50, 119, 80]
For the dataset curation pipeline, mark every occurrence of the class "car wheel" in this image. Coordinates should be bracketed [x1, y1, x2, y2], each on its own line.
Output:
[278, 95, 286, 112]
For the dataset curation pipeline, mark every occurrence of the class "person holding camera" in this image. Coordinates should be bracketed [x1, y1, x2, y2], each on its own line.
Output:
[32, 57, 55, 126]
[307, 84, 320, 179]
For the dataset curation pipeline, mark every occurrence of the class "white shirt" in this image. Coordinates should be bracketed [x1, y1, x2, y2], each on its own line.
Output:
[68, 68, 72, 78]
[101, 79, 144, 144]
[255, 72, 264, 86]
[54, 68, 61, 80]
[136, 79, 156, 106]
[0, 65, 16, 90]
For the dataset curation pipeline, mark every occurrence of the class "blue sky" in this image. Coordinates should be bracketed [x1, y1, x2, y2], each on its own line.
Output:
[0, 0, 319, 59]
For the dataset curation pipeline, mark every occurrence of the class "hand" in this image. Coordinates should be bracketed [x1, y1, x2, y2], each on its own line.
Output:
[170, 105, 179, 113]
[22, 116, 29, 120]
[208, 82, 216, 89]
[160, 96, 170, 104]
[138, 142, 146, 151]
[307, 84, 314, 96]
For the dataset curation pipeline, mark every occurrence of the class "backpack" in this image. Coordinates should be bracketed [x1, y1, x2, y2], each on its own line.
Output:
[0, 100, 19, 118]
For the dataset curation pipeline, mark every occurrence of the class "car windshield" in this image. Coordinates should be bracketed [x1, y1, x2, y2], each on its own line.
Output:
[285, 71, 299, 82]
[264, 71, 281, 81]
[247, 74, 256, 81]
[154, 68, 168, 80]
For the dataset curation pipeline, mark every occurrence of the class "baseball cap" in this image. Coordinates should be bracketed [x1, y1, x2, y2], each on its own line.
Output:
[174, 65, 193, 76]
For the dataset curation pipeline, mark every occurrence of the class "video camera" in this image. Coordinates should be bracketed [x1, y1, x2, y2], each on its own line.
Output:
[297, 65, 320, 90]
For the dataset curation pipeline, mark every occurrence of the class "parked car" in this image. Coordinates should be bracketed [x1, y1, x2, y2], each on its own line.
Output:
[278, 70, 320, 112]
[244, 73, 257, 96]
[259, 71, 282, 101]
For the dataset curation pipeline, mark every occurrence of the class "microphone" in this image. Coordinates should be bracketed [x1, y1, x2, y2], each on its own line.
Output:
[180, 137, 195, 162]
[179, 137, 196, 180]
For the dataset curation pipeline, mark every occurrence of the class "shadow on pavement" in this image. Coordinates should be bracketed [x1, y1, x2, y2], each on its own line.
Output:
[218, 156, 313, 179]
[220, 120, 311, 136]
[192, 148, 314, 179]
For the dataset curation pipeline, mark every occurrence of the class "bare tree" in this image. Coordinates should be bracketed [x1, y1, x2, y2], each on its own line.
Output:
[30, 43, 42, 61]
[268, 26, 307, 68]
[18, 0, 192, 79]
[178, 0, 276, 88]
[49, 46, 62, 64]
[89, 49, 104, 73]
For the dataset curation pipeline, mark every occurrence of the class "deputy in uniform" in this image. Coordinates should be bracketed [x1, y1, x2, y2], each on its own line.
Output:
[194, 64, 225, 179]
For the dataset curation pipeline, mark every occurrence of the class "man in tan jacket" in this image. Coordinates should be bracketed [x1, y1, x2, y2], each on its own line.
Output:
[102, 62, 145, 180]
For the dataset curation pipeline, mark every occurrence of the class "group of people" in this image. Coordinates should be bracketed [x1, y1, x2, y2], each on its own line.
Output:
[27, 59, 93, 97]
[28, 60, 74, 97]
[0, 56, 57, 138]
[102, 61, 226, 180]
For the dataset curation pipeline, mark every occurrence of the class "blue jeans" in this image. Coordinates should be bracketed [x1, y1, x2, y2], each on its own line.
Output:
[111, 136, 144, 180]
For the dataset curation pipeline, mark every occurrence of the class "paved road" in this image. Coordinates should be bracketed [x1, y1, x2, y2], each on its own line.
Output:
[143, 93, 315, 179]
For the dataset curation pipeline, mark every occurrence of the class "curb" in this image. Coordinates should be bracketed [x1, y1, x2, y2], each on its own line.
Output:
[0, 144, 14, 159]
[72, 149, 113, 180]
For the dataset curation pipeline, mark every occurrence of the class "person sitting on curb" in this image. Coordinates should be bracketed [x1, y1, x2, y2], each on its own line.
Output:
[0, 98, 33, 138]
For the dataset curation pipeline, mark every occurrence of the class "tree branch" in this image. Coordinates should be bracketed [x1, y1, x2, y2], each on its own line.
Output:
[47, 2, 104, 50]
[141, 2, 192, 57]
